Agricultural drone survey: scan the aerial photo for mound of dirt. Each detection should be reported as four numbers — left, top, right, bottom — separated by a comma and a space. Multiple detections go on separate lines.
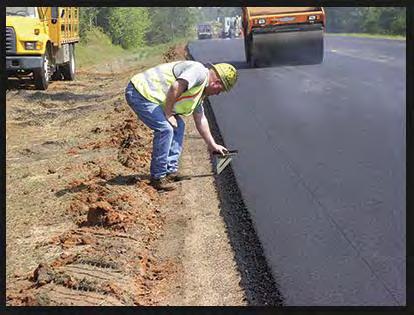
163, 43, 189, 62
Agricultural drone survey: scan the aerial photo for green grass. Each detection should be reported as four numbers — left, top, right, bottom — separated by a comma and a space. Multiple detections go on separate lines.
76, 28, 192, 69
327, 32, 405, 41
76, 28, 130, 68
129, 36, 192, 60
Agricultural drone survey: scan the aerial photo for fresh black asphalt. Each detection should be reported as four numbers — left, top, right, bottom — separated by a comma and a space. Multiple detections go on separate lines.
188, 35, 406, 306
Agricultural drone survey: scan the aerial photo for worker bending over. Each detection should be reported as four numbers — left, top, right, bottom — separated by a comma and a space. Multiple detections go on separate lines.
125, 60, 238, 191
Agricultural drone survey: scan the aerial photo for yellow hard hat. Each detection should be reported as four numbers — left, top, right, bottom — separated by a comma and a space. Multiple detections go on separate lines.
212, 63, 238, 92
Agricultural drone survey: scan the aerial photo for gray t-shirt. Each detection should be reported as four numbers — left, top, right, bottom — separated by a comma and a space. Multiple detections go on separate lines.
173, 61, 208, 114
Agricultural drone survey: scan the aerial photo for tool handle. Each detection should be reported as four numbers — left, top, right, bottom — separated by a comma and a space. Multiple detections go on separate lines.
213, 149, 238, 156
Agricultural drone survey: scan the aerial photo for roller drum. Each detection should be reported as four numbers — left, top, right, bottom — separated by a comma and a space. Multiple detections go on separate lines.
248, 28, 324, 67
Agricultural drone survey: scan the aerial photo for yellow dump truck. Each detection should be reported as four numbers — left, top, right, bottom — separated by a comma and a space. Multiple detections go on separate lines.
6, 7, 80, 90
242, 7, 326, 67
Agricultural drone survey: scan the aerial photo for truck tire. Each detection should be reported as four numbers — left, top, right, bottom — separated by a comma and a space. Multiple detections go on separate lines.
61, 44, 76, 81
33, 48, 52, 90
249, 55, 258, 68
246, 35, 259, 68
244, 34, 252, 65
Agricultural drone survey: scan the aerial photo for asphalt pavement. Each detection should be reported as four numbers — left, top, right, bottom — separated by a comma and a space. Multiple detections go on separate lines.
188, 35, 406, 306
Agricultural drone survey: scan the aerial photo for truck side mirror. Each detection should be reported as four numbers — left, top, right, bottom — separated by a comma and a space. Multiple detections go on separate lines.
51, 7, 58, 24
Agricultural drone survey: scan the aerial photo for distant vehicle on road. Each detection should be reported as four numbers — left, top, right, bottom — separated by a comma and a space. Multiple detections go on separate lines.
197, 24, 213, 40
233, 16, 242, 38
220, 16, 242, 39
221, 17, 233, 38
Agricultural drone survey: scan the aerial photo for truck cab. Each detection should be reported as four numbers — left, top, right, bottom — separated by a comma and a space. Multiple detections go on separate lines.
197, 24, 213, 40
6, 7, 79, 90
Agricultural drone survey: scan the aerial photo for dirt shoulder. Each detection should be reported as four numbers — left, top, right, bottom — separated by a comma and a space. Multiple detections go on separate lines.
6, 45, 246, 306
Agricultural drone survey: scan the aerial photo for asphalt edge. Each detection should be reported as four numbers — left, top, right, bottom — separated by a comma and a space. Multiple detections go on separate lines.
185, 43, 284, 306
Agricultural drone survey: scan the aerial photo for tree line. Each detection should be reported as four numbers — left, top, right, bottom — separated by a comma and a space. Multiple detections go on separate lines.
324, 7, 405, 35
79, 7, 406, 49
80, 7, 199, 49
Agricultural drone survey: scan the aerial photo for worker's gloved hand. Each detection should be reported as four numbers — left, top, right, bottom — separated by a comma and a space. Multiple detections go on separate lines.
166, 114, 178, 128
209, 144, 228, 156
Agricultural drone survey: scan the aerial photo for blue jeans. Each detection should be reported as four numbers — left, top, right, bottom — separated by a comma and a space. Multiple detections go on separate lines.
125, 82, 185, 179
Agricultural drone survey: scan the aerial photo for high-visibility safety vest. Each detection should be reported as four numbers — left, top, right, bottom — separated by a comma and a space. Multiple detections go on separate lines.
130, 61, 208, 116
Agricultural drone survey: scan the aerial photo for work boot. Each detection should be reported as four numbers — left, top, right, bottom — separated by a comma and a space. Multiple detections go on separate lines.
166, 172, 191, 182
150, 177, 176, 191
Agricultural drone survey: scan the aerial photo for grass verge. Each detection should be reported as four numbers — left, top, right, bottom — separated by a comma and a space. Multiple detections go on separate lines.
76, 28, 130, 68
327, 32, 405, 41
76, 28, 192, 69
